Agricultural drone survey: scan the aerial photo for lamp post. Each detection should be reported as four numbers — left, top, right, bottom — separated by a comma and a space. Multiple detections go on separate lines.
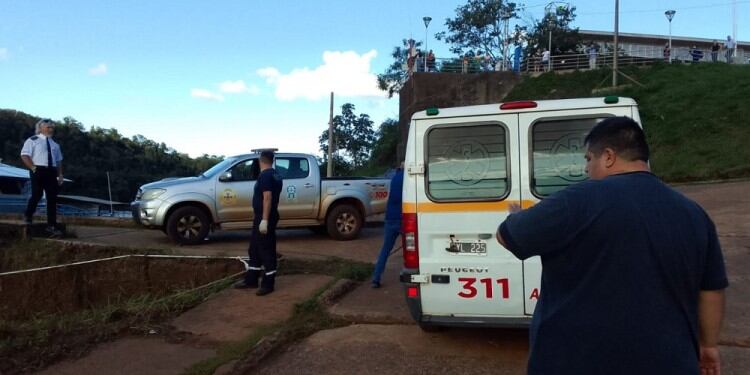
544, 2, 569, 72
423, 16, 432, 72
665, 10, 676, 63
545, 3, 554, 72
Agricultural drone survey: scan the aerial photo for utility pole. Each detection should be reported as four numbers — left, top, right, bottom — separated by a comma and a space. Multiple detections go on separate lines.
106, 171, 114, 216
326, 92, 334, 177
613, 0, 619, 88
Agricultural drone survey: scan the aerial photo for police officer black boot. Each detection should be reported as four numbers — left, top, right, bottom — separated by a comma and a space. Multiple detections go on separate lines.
256, 273, 275, 296
234, 268, 260, 289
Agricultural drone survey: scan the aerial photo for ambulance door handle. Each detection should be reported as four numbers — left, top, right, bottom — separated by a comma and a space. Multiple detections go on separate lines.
304, 183, 314, 188
478, 233, 492, 239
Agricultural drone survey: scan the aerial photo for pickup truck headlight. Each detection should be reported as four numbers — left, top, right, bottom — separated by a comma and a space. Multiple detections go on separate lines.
141, 188, 166, 201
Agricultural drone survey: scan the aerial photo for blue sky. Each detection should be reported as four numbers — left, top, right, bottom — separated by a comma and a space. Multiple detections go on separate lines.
1, 0, 747, 159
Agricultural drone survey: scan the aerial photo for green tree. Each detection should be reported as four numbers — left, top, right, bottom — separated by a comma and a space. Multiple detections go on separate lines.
319, 103, 375, 172
435, 0, 522, 63
376, 39, 422, 98
523, 5, 581, 59
0, 109, 225, 202
368, 119, 399, 169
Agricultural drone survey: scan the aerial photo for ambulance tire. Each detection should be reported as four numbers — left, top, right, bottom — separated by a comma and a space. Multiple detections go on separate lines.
418, 322, 444, 332
326, 204, 362, 241
166, 206, 210, 245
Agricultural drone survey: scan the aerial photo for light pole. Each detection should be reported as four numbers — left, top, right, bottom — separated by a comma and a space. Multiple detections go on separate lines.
545, 3, 555, 72
665, 10, 676, 63
423, 16, 432, 72
544, 2, 569, 72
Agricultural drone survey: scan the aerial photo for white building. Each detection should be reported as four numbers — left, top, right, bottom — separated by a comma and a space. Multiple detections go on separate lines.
580, 30, 749, 64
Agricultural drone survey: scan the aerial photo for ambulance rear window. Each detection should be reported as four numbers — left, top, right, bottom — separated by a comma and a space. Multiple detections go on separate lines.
531, 117, 606, 197
426, 123, 509, 201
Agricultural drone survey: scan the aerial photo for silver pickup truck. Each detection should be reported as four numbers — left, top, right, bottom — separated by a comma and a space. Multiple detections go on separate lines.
130, 151, 390, 244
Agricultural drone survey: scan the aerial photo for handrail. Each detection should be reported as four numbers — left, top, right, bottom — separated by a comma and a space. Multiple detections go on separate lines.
406, 46, 747, 75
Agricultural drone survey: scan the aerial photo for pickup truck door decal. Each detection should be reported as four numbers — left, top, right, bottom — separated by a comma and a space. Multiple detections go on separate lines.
220, 189, 238, 206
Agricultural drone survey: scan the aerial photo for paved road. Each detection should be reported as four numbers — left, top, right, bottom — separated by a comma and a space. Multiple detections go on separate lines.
69, 225, 385, 263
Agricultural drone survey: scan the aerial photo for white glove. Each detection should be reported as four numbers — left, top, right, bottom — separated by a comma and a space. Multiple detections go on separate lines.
259, 219, 268, 234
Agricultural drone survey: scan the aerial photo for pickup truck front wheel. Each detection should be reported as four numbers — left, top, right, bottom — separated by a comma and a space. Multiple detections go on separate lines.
326, 204, 362, 241
166, 206, 210, 245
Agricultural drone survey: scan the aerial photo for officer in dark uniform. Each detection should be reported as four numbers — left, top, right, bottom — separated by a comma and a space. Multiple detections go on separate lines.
20, 118, 64, 236
235, 150, 283, 296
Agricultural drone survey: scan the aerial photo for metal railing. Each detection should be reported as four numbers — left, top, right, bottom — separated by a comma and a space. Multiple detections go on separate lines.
406, 46, 747, 76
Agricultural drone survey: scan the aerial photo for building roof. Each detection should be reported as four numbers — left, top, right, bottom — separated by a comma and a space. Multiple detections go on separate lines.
580, 30, 750, 48
0, 162, 30, 179
58, 195, 127, 206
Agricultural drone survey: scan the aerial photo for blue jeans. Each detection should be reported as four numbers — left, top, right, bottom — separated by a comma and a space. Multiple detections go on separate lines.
372, 220, 401, 284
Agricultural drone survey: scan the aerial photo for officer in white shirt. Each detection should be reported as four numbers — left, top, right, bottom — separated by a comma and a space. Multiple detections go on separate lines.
20, 118, 64, 236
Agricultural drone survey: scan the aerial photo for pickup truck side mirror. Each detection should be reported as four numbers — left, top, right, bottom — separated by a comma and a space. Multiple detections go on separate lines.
218, 171, 232, 182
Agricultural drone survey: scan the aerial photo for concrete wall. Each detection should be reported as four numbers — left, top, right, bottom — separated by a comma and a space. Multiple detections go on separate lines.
398, 72, 521, 161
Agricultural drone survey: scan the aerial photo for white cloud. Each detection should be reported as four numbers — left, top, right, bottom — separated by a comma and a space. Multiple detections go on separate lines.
257, 50, 386, 101
0, 48, 8, 61
88, 63, 108, 76
191, 88, 224, 101
219, 80, 260, 95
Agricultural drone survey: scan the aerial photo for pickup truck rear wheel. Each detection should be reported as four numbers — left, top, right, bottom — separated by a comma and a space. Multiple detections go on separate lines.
166, 206, 210, 245
326, 204, 362, 241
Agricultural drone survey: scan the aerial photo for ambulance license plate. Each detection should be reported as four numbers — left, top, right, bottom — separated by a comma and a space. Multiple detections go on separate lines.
457, 241, 487, 255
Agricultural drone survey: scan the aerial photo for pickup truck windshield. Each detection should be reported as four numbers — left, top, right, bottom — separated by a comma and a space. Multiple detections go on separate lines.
201, 157, 237, 178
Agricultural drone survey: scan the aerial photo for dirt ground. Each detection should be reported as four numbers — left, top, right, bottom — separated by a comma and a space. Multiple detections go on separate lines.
35, 180, 750, 374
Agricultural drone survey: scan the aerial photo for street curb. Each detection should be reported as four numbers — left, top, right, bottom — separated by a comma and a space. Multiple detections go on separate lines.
317, 278, 358, 306
226, 278, 359, 375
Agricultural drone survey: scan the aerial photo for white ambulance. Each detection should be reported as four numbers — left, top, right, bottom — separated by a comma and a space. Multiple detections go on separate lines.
399, 97, 642, 330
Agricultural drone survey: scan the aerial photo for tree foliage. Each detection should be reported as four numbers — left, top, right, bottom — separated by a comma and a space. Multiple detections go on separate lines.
368, 119, 399, 169
435, 0, 522, 62
318, 103, 375, 173
523, 5, 581, 58
0, 110, 223, 202
376, 39, 422, 98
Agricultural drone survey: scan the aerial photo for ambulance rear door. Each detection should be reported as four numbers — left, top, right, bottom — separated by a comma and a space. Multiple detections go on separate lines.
414, 113, 525, 318
517, 105, 633, 315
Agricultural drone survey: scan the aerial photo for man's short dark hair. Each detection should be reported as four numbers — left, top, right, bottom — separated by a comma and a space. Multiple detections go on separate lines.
584, 117, 650, 162
260, 150, 275, 165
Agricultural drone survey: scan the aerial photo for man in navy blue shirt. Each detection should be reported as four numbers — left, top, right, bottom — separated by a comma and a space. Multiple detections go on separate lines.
371, 162, 404, 288
235, 150, 283, 296
496, 117, 728, 374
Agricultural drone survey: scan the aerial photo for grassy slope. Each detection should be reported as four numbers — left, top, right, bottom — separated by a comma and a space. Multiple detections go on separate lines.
504, 63, 750, 182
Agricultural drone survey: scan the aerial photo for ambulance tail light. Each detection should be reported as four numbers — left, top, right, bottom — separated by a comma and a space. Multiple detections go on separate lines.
500, 101, 537, 110
407, 286, 419, 298
402, 213, 419, 269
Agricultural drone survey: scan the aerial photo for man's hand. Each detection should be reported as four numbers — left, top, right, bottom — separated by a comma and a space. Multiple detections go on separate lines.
57, 176, 64, 186
259, 219, 268, 234
508, 202, 522, 214
699, 346, 721, 375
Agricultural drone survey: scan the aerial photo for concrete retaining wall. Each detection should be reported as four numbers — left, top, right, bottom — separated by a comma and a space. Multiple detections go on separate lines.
0, 256, 244, 320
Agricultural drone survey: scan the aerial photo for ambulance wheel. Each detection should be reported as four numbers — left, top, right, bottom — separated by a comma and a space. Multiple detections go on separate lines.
326, 204, 362, 241
418, 323, 444, 332
166, 206, 210, 245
